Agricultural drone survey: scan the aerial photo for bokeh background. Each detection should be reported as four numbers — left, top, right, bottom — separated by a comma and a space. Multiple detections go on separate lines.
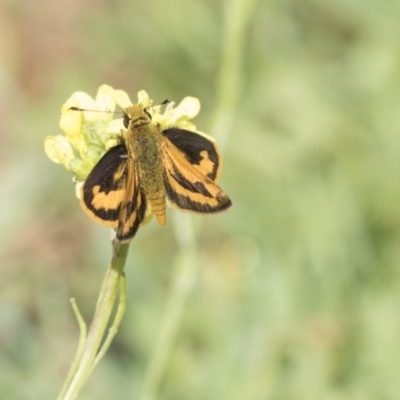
2, 0, 400, 399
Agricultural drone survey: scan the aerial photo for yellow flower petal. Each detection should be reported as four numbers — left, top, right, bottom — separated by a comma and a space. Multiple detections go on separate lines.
59, 108, 83, 139
96, 84, 115, 102
75, 181, 84, 199
61, 92, 96, 118
105, 118, 124, 135
137, 90, 152, 107
69, 158, 94, 180
104, 138, 120, 150
152, 96, 201, 131
60, 92, 99, 144
172, 96, 200, 121
44, 135, 75, 169
95, 85, 117, 121
114, 90, 133, 109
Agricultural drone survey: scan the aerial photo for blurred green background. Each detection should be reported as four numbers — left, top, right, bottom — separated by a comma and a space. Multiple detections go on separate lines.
2, 0, 400, 399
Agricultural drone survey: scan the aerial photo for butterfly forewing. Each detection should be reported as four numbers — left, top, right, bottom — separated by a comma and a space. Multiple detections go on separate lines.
161, 130, 232, 213
80, 144, 147, 241
163, 128, 221, 181
80, 145, 128, 226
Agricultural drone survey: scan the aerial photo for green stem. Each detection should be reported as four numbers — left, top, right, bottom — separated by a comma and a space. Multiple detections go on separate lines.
58, 240, 130, 400
57, 300, 87, 400
91, 272, 127, 371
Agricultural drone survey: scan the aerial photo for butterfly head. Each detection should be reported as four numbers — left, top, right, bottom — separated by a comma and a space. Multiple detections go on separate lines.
123, 104, 152, 129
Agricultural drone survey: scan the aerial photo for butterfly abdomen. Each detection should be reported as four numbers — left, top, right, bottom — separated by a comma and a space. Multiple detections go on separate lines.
132, 124, 167, 225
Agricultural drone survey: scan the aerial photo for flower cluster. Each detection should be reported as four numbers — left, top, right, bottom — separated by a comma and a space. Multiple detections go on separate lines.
44, 85, 201, 184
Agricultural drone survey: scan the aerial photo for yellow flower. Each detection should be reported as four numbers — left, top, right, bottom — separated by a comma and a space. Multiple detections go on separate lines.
45, 85, 205, 231
44, 85, 202, 182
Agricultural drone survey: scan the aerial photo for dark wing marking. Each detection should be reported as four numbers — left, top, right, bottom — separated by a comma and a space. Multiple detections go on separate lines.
163, 128, 221, 181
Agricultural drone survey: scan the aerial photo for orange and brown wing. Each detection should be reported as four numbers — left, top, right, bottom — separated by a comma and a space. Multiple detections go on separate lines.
116, 148, 148, 242
161, 128, 232, 213
80, 144, 147, 242
163, 128, 222, 182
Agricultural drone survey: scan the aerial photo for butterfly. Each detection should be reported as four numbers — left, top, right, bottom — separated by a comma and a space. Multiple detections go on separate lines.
74, 103, 232, 242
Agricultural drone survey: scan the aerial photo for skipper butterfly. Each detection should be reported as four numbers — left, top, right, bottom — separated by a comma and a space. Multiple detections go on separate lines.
72, 103, 232, 242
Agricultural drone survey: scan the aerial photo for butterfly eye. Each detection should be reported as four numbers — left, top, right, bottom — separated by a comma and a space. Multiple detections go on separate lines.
123, 114, 130, 128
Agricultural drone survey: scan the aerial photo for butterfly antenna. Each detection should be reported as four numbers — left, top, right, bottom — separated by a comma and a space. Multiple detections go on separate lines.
143, 99, 170, 113
70, 100, 170, 114
69, 106, 124, 115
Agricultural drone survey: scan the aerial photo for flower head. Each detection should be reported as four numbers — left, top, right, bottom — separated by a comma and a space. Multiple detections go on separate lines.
44, 85, 202, 183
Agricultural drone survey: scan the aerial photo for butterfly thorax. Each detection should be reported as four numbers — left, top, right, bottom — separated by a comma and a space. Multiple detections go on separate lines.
126, 106, 166, 225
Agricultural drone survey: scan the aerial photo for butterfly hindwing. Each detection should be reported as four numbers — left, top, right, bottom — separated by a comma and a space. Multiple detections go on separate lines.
116, 153, 147, 241
80, 144, 147, 241
161, 130, 232, 213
